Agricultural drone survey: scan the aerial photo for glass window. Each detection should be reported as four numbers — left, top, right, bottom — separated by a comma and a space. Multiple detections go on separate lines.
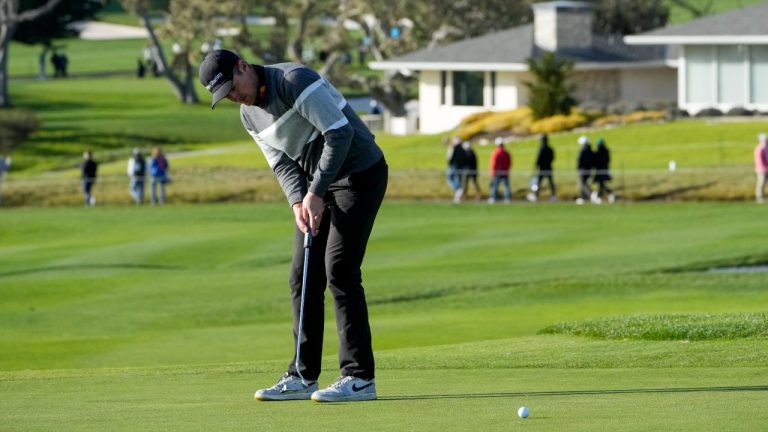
490, 72, 497, 106
718, 45, 746, 104
751, 46, 768, 103
452, 71, 484, 106
686, 46, 714, 104
440, 71, 447, 105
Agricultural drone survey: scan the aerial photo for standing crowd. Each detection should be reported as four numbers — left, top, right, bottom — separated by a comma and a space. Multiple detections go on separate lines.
127, 146, 171, 205
446, 133, 615, 205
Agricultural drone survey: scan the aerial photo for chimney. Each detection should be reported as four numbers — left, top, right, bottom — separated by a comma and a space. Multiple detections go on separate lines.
533, 1, 593, 52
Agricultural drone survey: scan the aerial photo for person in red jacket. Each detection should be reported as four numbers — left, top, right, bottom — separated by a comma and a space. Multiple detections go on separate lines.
489, 137, 512, 203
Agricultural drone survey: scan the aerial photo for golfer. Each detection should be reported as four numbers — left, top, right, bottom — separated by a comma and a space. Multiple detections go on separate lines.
199, 50, 387, 402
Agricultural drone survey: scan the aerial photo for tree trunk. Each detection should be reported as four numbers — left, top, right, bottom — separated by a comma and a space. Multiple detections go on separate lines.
288, 2, 316, 63
138, 11, 196, 104
0, 21, 14, 108
182, 54, 198, 104
0, 0, 63, 107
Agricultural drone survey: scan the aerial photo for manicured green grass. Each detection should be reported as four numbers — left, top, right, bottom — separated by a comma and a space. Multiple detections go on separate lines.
1, 202, 767, 430
542, 312, 768, 340
665, 0, 766, 24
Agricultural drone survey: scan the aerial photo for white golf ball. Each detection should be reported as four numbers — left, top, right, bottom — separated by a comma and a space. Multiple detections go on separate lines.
518, 406, 529, 418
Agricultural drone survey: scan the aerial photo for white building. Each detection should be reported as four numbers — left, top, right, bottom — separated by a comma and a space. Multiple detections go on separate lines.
369, 1, 676, 134
625, 1, 768, 115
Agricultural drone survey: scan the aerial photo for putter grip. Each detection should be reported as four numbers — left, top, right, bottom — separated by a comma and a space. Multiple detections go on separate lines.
304, 231, 313, 248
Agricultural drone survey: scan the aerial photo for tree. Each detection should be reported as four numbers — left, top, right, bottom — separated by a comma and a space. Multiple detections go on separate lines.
325, 0, 534, 116
592, 0, 669, 35
122, 0, 241, 104
233, 0, 337, 65
0, 0, 63, 107
524, 51, 576, 120
13, 0, 103, 79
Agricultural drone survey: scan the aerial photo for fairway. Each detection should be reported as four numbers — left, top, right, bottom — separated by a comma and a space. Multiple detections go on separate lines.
1, 202, 767, 431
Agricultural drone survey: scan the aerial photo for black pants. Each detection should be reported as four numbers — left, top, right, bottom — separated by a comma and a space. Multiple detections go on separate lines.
596, 178, 613, 196
535, 172, 556, 196
578, 173, 592, 199
287, 157, 388, 381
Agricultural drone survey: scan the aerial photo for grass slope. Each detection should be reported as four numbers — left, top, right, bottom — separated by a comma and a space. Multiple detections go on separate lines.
1, 202, 767, 430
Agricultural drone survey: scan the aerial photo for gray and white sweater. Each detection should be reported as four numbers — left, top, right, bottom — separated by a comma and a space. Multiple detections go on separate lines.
240, 63, 383, 205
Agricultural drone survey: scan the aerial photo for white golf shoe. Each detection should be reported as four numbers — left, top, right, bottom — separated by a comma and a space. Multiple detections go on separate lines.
311, 376, 377, 402
254, 373, 317, 401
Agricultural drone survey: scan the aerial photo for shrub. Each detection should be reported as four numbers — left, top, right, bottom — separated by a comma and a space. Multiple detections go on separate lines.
607, 101, 646, 115
0, 109, 40, 153
530, 109, 588, 134
623, 110, 667, 124
725, 107, 754, 116
591, 114, 623, 128
458, 111, 494, 127
454, 107, 533, 140
694, 108, 723, 117
525, 52, 577, 119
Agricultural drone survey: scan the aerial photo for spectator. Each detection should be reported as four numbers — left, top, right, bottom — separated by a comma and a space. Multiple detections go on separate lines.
461, 141, 481, 200
593, 137, 615, 204
137, 59, 146, 78
149, 146, 170, 205
51, 51, 62, 77
755, 132, 768, 203
576, 135, 594, 205
528, 133, 556, 202
59, 52, 68, 77
488, 137, 512, 204
81, 150, 98, 206
369, 99, 381, 115
447, 136, 466, 204
0, 153, 11, 205
126, 148, 147, 204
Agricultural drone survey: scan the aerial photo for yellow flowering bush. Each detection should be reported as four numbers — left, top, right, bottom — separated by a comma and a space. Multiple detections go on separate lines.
529, 109, 588, 134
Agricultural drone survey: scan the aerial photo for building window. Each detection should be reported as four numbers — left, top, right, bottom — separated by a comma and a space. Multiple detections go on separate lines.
717, 45, 746, 104
490, 72, 497, 106
751, 46, 768, 103
452, 71, 484, 106
686, 46, 714, 104
440, 71, 447, 105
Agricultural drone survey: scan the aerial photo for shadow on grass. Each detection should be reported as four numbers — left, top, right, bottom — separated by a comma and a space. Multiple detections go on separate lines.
0, 263, 184, 278
378, 385, 768, 401
640, 181, 719, 200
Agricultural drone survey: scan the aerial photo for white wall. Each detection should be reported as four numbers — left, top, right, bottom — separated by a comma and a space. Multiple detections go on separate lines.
620, 68, 677, 104
418, 70, 526, 134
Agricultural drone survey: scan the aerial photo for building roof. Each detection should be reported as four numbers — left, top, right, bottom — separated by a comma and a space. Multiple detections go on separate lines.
625, 1, 768, 45
370, 24, 671, 72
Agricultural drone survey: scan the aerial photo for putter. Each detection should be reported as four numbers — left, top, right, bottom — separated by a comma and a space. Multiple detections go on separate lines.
295, 230, 312, 386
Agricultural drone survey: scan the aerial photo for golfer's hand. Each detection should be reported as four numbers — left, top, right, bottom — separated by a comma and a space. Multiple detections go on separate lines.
303, 192, 324, 236
292, 192, 324, 236
292, 202, 309, 234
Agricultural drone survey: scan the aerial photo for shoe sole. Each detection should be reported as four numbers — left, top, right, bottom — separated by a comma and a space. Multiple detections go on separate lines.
311, 393, 377, 403
254, 393, 314, 401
